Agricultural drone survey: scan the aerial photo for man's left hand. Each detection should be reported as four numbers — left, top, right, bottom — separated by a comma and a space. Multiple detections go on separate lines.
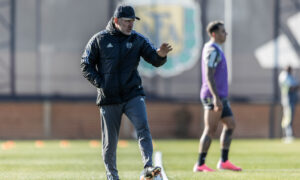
157, 43, 173, 57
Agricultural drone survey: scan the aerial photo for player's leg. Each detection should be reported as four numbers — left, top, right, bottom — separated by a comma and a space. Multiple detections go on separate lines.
100, 105, 123, 180
217, 99, 241, 171
289, 103, 295, 138
282, 105, 292, 137
194, 98, 221, 172
220, 116, 235, 160
124, 96, 161, 179
282, 103, 295, 143
124, 96, 154, 168
199, 109, 221, 153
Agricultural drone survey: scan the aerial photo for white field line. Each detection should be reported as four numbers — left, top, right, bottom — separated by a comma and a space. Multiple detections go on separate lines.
243, 169, 300, 172
154, 151, 168, 180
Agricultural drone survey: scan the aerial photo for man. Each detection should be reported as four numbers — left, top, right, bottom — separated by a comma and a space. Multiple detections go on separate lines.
194, 21, 242, 172
279, 65, 299, 143
81, 5, 172, 180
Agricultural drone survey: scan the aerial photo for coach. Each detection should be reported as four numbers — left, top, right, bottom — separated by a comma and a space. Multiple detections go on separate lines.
80, 4, 172, 180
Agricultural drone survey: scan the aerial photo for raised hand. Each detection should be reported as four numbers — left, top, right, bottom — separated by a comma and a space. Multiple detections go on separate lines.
157, 43, 173, 57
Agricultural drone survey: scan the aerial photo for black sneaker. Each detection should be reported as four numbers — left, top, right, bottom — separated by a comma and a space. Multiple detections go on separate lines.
143, 166, 161, 179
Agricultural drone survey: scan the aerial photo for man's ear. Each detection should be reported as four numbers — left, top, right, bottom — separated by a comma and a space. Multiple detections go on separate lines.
114, 18, 118, 25
211, 32, 216, 38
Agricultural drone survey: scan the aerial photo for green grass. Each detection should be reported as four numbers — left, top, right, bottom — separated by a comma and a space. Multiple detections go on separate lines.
0, 139, 299, 179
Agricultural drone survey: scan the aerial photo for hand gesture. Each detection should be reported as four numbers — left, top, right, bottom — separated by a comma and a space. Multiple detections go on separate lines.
157, 43, 173, 57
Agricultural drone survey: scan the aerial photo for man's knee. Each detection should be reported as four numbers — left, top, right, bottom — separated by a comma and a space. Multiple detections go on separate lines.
204, 126, 217, 137
136, 126, 151, 138
228, 120, 236, 130
223, 117, 236, 129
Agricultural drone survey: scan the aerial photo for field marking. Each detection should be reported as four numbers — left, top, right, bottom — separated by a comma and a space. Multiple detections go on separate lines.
154, 151, 168, 180
243, 169, 300, 172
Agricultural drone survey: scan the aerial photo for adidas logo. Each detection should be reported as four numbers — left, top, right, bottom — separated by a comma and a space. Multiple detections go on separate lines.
107, 43, 113, 48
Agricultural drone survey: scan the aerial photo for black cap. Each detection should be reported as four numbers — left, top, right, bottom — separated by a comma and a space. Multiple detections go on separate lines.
113, 5, 140, 20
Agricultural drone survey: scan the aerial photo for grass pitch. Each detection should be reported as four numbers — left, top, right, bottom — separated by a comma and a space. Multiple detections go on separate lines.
0, 139, 299, 180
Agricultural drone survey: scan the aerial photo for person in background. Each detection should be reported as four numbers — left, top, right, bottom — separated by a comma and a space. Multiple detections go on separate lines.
194, 21, 242, 172
279, 65, 299, 143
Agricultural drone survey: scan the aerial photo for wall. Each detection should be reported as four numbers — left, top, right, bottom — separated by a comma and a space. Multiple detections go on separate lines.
0, 101, 299, 139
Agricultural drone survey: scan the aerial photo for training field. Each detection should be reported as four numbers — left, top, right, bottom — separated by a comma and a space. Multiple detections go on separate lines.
0, 139, 299, 180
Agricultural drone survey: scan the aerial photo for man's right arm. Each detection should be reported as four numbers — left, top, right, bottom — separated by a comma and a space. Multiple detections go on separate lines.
139, 35, 167, 67
205, 49, 222, 111
206, 66, 222, 111
206, 66, 218, 99
80, 36, 102, 88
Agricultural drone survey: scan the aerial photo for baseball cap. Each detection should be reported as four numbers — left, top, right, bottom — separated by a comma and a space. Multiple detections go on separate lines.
113, 5, 140, 20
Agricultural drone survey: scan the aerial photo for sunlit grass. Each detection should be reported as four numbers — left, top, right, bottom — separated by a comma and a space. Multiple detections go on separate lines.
0, 139, 299, 180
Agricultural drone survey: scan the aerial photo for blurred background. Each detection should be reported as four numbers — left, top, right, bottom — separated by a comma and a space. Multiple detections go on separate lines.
0, 0, 299, 139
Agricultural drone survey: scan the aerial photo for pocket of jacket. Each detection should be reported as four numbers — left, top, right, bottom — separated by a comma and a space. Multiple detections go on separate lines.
101, 73, 120, 97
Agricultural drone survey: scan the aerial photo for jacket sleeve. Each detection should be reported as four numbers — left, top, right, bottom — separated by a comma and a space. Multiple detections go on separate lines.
80, 35, 102, 88
140, 36, 167, 67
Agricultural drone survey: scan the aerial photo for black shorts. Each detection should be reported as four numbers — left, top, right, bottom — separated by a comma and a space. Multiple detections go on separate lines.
201, 98, 233, 118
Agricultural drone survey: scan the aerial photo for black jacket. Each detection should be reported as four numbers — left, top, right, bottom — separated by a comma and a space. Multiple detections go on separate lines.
81, 18, 167, 105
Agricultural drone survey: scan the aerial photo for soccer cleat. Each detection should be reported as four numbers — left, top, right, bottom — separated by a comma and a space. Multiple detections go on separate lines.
140, 166, 161, 180
193, 163, 215, 172
217, 160, 242, 171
